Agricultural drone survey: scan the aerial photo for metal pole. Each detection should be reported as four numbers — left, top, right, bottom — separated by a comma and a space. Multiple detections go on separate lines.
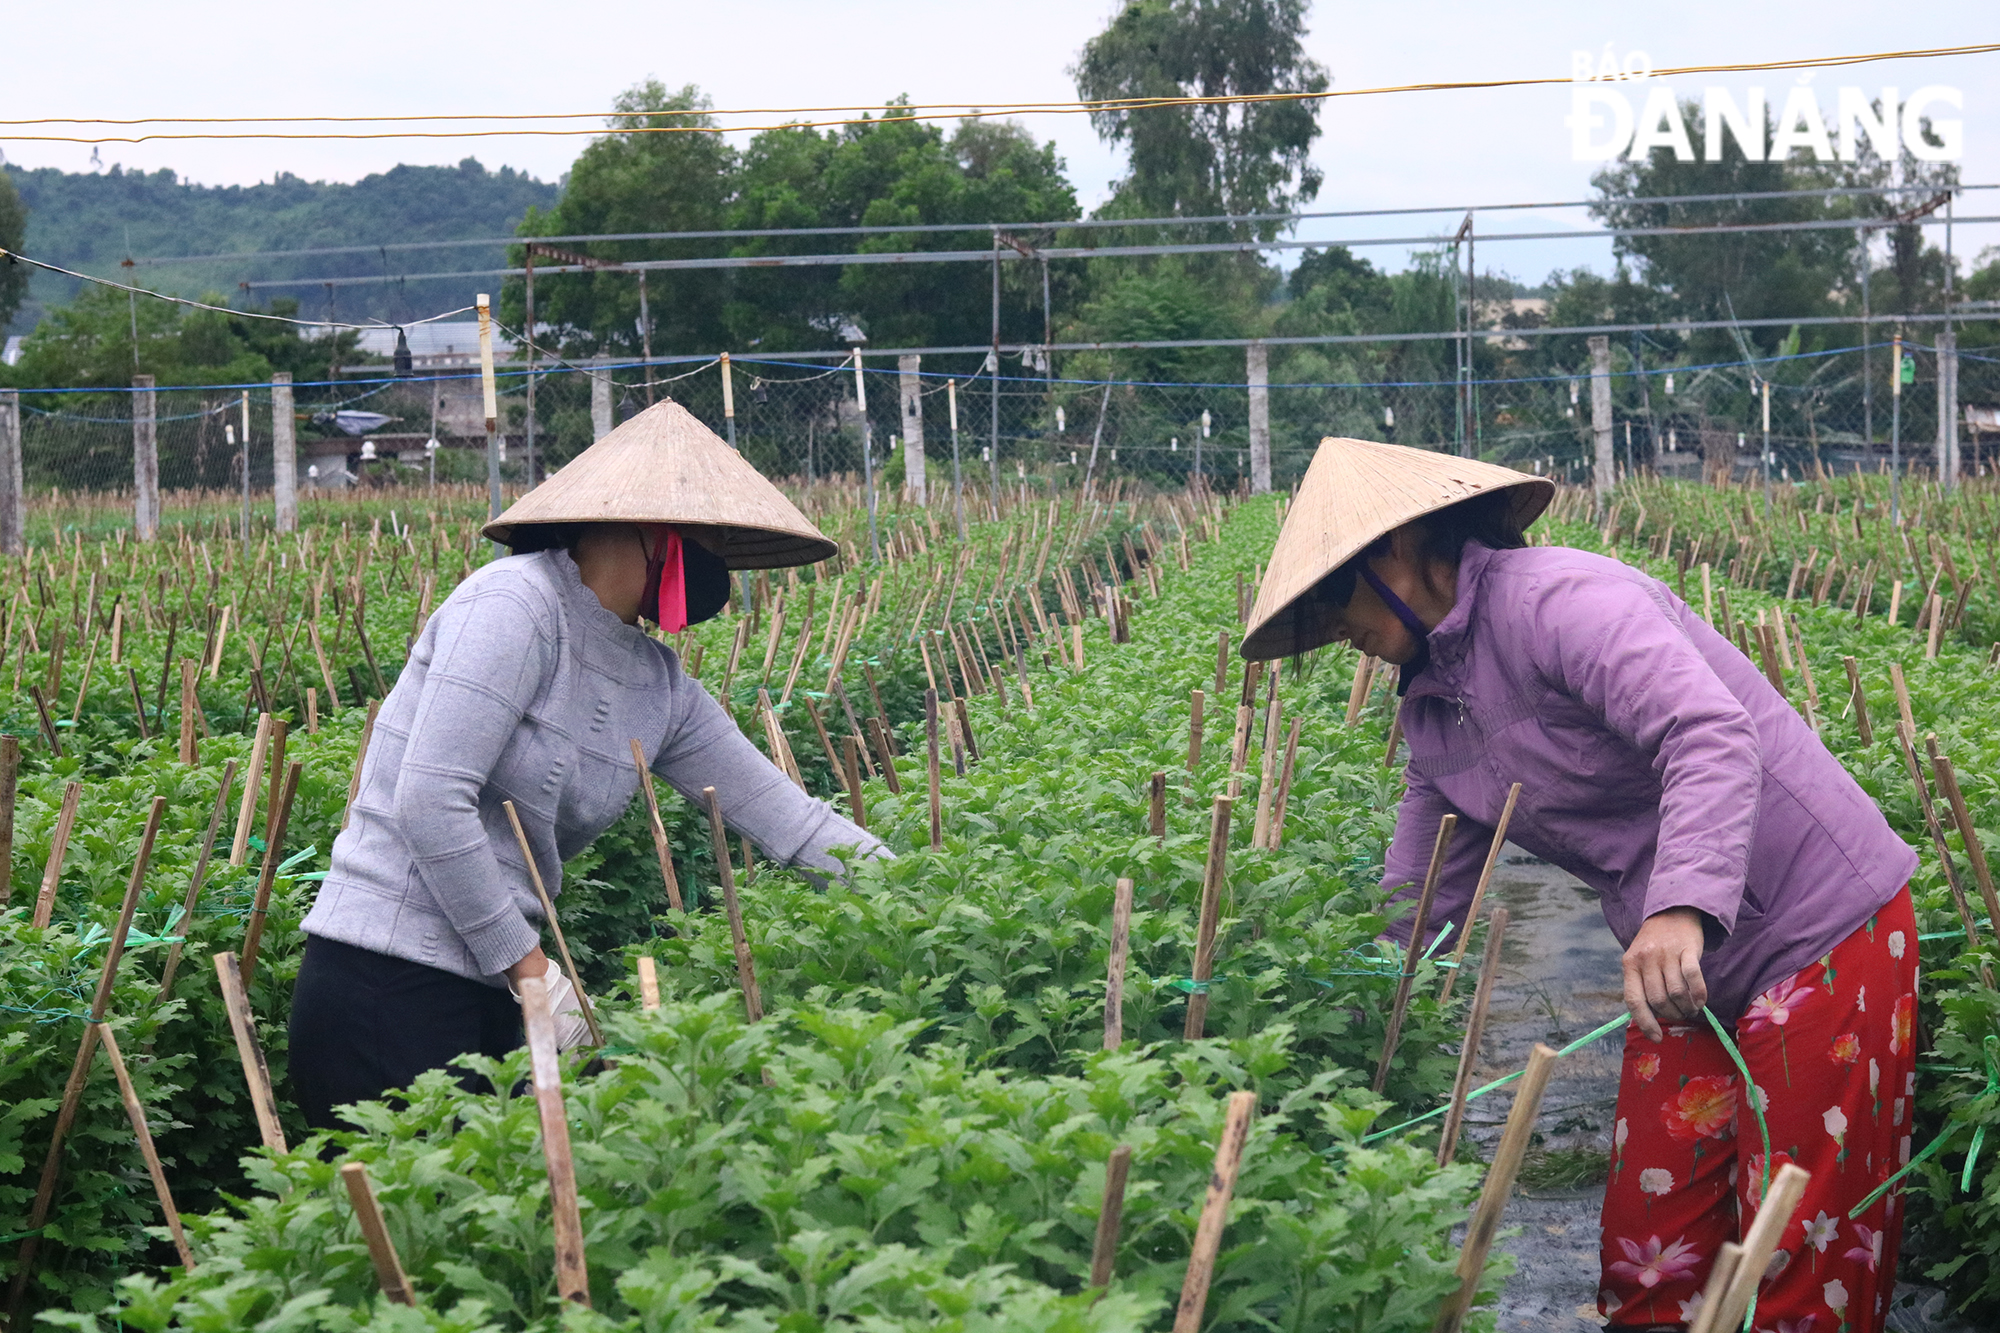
240, 390, 251, 550
721, 351, 737, 450
132, 373, 158, 542
0, 389, 21, 557
1760, 377, 1771, 520
1943, 192, 1957, 488
948, 378, 965, 539
854, 349, 881, 560
989, 230, 1001, 511
1588, 335, 1613, 511
1082, 381, 1112, 494
524, 251, 537, 487
272, 372, 297, 533
1860, 227, 1874, 458
478, 293, 501, 522
1890, 333, 1903, 524
1467, 214, 1479, 458
637, 272, 656, 404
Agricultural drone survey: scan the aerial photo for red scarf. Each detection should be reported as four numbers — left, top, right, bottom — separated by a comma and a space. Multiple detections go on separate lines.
646, 526, 688, 633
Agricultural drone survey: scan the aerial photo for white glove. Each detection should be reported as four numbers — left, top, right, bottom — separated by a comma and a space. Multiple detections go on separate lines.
512, 968, 596, 1052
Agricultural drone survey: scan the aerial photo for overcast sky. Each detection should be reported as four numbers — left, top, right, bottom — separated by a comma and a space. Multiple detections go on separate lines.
3, 0, 1995, 283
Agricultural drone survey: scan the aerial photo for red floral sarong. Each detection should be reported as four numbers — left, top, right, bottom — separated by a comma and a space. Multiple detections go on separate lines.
1599, 886, 1918, 1332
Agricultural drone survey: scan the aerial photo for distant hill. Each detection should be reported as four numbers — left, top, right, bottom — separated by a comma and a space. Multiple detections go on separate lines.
4, 157, 560, 334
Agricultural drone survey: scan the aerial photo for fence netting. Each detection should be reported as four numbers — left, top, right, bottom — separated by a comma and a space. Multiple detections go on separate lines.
9, 332, 2000, 518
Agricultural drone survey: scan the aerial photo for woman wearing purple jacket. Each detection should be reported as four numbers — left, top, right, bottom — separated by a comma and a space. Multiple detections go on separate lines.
1243, 438, 1917, 1333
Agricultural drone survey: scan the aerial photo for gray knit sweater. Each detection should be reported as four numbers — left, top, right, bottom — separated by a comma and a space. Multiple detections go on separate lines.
302, 549, 882, 982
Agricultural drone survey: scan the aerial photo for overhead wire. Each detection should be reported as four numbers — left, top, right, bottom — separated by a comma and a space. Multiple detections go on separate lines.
2, 41, 1995, 144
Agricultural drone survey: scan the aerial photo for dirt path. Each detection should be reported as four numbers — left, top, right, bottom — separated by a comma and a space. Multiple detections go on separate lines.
1460, 850, 1971, 1333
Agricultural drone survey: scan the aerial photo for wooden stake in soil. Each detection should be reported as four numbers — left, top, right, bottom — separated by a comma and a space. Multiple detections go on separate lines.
6, 797, 166, 1327
925, 688, 943, 851
1843, 656, 1874, 746
230, 712, 272, 866
0, 735, 15, 909
211, 950, 287, 1152
1930, 743, 2000, 930
1686, 1164, 1811, 1333
840, 735, 868, 830
501, 799, 603, 1049
1684, 1243, 1745, 1333
95, 1021, 195, 1271
177, 658, 200, 764
518, 973, 592, 1308
340, 699, 380, 831
30, 780, 82, 930
1889, 662, 1917, 742
1373, 813, 1457, 1093
1432, 1044, 1561, 1333
702, 786, 764, 1023
1442, 784, 1521, 1002
1436, 908, 1508, 1168
636, 955, 661, 1011
156, 761, 237, 1003
1185, 688, 1205, 772
238, 762, 302, 988
1171, 1090, 1256, 1333
1149, 771, 1167, 841
627, 738, 685, 912
338, 1162, 415, 1306
1104, 877, 1134, 1051
1182, 795, 1234, 1040
1089, 1143, 1133, 1290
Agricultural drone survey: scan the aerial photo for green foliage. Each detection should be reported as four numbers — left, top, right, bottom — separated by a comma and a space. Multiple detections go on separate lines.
0, 168, 27, 331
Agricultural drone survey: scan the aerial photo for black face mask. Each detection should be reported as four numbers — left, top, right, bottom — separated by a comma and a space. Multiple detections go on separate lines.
1356, 564, 1433, 688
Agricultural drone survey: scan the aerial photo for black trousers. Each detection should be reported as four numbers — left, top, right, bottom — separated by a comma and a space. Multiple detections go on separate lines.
289, 935, 523, 1132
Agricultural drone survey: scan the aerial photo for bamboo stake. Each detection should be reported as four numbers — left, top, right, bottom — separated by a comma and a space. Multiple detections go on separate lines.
1149, 771, 1167, 841
28, 682, 61, 757
1442, 784, 1521, 1002
338, 1163, 415, 1306
1931, 743, 2000, 930
1374, 813, 1457, 1093
1843, 656, 1873, 746
1104, 877, 1134, 1051
702, 787, 763, 1022
636, 955, 661, 1011
6, 797, 165, 1327
1431, 1043, 1561, 1333
340, 699, 380, 831
210, 951, 287, 1153
306, 686, 319, 734
1889, 661, 1916, 741
1683, 1243, 1745, 1333
801, 695, 845, 780
238, 761, 301, 987
865, 716, 901, 793
1251, 697, 1283, 847
0, 735, 14, 909
1089, 1143, 1133, 1290
840, 735, 868, 830
230, 713, 272, 866
177, 658, 200, 764
1170, 1090, 1256, 1333
627, 739, 685, 913
309, 622, 341, 710
1213, 628, 1230, 695
1183, 796, 1234, 1040
156, 761, 237, 1003
501, 800, 602, 1048
1689, 1164, 1812, 1333
519, 973, 592, 1307
30, 780, 82, 930
126, 665, 151, 740
1344, 654, 1375, 727
1893, 728, 1984, 950
926, 688, 943, 851
95, 1021, 195, 1271
1185, 688, 1205, 772
1437, 908, 1508, 1168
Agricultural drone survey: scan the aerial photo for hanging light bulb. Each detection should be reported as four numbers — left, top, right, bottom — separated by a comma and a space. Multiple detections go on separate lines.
1170, 437, 1178, 452
1201, 410, 1211, 439
1110, 448, 1117, 462
1668, 429, 1678, 453
1070, 450, 1078, 465
1056, 406, 1066, 432
1664, 373, 1676, 396
360, 440, 378, 461
982, 447, 991, 461
1384, 405, 1395, 428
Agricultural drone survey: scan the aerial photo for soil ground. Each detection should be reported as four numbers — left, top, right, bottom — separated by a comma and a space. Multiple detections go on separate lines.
1458, 850, 1974, 1332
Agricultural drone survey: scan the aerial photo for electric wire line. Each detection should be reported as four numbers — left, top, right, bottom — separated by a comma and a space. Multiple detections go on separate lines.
2, 41, 1994, 144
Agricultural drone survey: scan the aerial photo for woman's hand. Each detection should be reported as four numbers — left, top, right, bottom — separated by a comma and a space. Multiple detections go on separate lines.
1621, 907, 1708, 1043
506, 946, 551, 985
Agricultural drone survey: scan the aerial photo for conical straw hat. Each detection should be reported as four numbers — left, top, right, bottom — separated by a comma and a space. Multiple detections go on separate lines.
1241, 437, 1554, 661
482, 398, 836, 568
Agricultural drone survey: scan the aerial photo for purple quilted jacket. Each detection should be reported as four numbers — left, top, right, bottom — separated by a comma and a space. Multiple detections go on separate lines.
1379, 541, 1916, 1022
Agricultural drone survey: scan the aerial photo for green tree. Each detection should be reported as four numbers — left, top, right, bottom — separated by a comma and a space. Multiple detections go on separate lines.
1072, 0, 1328, 234
7, 283, 348, 389
0, 167, 25, 330
504, 82, 736, 359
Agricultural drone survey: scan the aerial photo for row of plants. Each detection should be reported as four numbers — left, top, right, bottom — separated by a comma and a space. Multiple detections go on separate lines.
3, 485, 1500, 1331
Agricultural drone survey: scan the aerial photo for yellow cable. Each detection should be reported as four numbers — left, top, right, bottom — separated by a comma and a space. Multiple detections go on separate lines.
0, 41, 1993, 143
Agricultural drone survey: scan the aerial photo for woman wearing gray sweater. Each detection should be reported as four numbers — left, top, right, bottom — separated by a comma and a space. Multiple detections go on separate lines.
291, 403, 881, 1130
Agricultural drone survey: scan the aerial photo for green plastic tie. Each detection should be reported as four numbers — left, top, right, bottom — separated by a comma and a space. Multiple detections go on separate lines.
1850, 1034, 2000, 1219
1359, 1012, 1628, 1144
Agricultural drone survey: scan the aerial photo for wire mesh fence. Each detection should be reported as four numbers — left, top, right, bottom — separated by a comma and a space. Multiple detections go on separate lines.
7, 330, 1999, 529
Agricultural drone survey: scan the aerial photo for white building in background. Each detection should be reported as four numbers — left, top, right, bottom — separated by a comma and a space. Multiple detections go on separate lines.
1, 335, 23, 366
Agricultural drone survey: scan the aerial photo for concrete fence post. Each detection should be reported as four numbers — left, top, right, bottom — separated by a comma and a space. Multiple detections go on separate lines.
1937, 328, 1959, 487
898, 354, 926, 505
1588, 336, 1614, 507
0, 389, 22, 557
272, 372, 297, 532
591, 369, 613, 441
133, 374, 159, 541
1246, 341, 1271, 494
